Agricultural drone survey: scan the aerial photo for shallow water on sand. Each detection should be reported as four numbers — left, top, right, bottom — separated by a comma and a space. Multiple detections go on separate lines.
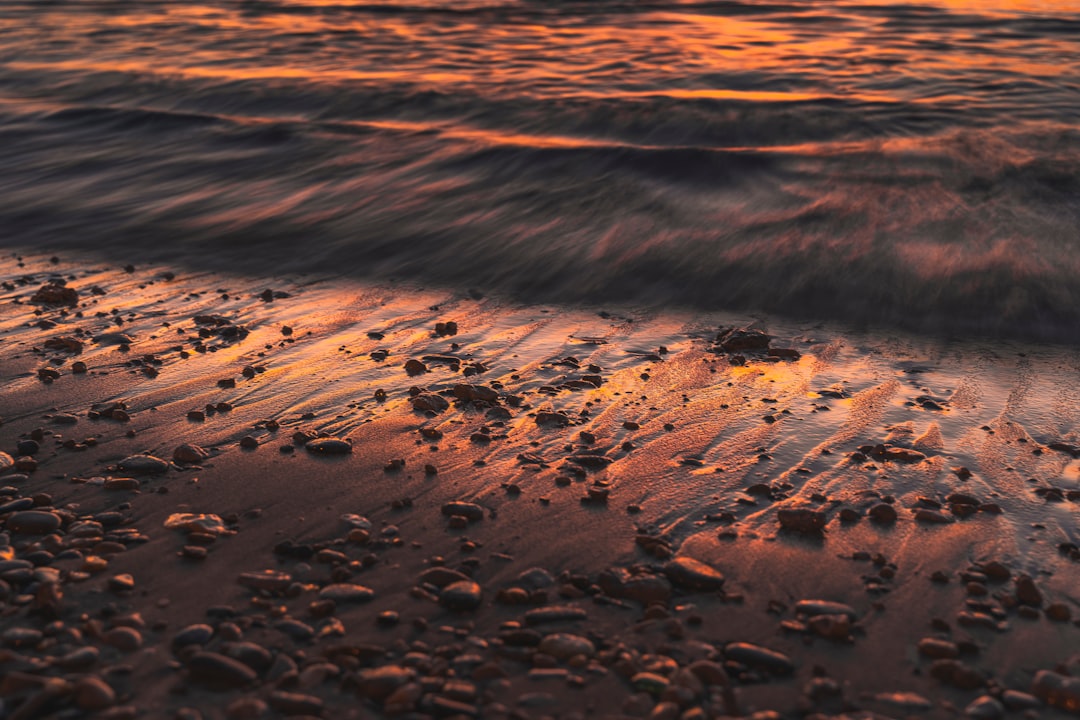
1, 0, 1079, 338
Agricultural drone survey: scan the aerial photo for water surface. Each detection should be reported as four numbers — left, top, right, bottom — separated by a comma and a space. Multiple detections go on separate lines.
2, 0, 1079, 337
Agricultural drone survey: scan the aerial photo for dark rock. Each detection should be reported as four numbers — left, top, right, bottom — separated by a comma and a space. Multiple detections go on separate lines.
440, 581, 482, 611
188, 652, 258, 689
778, 508, 827, 534
305, 438, 352, 455
6, 510, 61, 535
664, 556, 725, 591
724, 642, 794, 675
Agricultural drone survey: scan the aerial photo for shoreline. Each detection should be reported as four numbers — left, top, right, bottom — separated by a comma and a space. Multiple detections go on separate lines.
1, 250, 1079, 719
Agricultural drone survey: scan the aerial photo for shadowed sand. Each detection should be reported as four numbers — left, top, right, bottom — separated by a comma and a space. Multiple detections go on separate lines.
1, 251, 1079, 719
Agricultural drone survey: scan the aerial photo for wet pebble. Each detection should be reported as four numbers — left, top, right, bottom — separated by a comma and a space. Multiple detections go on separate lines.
173, 444, 210, 464
304, 438, 352, 455
663, 556, 725, 590
724, 642, 794, 675
440, 580, 482, 611
118, 455, 170, 475
777, 508, 826, 534
319, 583, 375, 603
965, 695, 1005, 719
172, 624, 214, 651
537, 633, 595, 660
188, 651, 258, 689
6, 510, 61, 535
74, 676, 116, 711
238, 570, 292, 592
1032, 670, 1080, 712
441, 501, 484, 522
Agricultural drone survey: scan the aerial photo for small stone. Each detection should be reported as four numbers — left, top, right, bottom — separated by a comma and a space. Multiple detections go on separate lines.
32, 282, 79, 305
268, 691, 323, 716
663, 556, 725, 590
188, 652, 258, 689
930, 659, 984, 690
440, 581, 482, 611
1015, 575, 1043, 607
239, 436, 258, 449
356, 665, 415, 701
777, 508, 827, 534
868, 503, 897, 524
918, 637, 959, 659
404, 359, 427, 375
411, 394, 449, 413
1046, 602, 1071, 622
304, 438, 352, 455
1032, 670, 1080, 713
724, 642, 794, 675
441, 501, 484, 522
108, 574, 135, 593
74, 676, 116, 711
6, 510, 61, 535
238, 570, 292, 592
103, 627, 142, 652
524, 606, 588, 625
172, 624, 215, 651
319, 584, 375, 603
173, 444, 210, 464
537, 633, 595, 660
794, 600, 857, 619
965, 695, 1005, 719
118, 455, 170, 475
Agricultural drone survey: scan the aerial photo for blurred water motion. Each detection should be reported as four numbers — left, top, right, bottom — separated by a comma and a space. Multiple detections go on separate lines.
1, 0, 1078, 337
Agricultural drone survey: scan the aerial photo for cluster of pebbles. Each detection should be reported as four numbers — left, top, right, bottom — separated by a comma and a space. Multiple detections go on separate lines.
1, 260, 1079, 719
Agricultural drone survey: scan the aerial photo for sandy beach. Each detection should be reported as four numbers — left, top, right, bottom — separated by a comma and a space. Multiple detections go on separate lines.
0, 250, 1078, 719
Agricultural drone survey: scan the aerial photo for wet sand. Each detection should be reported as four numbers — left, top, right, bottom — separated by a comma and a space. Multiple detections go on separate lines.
1, 250, 1079, 719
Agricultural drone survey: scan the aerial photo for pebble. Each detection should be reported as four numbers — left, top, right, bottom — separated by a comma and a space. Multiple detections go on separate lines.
304, 438, 353, 455
109, 573, 135, 592
319, 583, 375, 603
188, 651, 258, 688
441, 501, 485, 522
3, 627, 43, 647
103, 627, 143, 652
238, 570, 292, 592
1032, 670, 1080, 712
663, 556, 726, 590
965, 695, 1005, 719
0, 451, 13, 474
918, 637, 959, 659
873, 692, 933, 712
598, 568, 672, 605
440, 580, 483, 611
411, 394, 449, 413
6, 510, 61, 535
268, 691, 324, 716
794, 600, 857, 619
930, 659, 984, 689
868, 503, 898, 524
777, 508, 827, 534
355, 665, 416, 701
724, 642, 794, 675
537, 633, 595, 660
525, 606, 588, 625
118, 455, 170, 475
222, 642, 273, 671
1015, 575, 1043, 607
74, 676, 116, 711
172, 624, 215, 650
173, 444, 210, 464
